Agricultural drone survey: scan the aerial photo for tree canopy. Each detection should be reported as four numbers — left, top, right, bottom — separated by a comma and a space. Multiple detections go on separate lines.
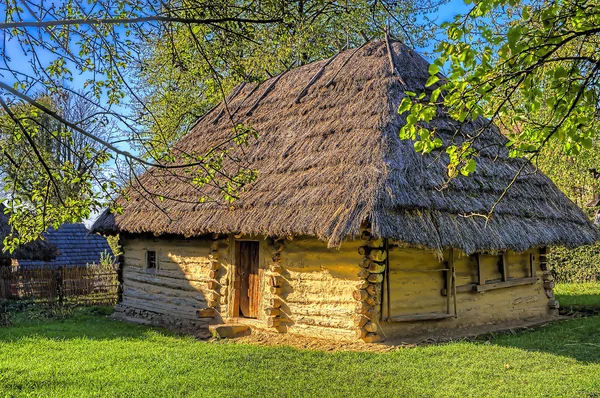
0, 0, 445, 248
399, 0, 600, 190
136, 0, 445, 155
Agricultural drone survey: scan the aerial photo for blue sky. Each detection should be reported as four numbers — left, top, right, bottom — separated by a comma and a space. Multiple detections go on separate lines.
417, 0, 472, 57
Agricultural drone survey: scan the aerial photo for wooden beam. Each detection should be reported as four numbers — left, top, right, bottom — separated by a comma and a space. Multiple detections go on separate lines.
385, 32, 399, 76
393, 268, 449, 273
475, 277, 540, 293
295, 50, 342, 103
441, 283, 476, 296
389, 313, 454, 322
501, 252, 509, 282
476, 253, 484, 285
245, 70, 288, 116
324, 41, 369, 88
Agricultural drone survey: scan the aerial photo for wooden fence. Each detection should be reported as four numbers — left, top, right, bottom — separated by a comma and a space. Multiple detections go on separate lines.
0, 262, 120, 306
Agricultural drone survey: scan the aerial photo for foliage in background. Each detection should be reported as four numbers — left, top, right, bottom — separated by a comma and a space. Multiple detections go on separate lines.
0, 0, 446, 248
549, 244, 600, 283
536, 141, 600, 209
0, 90, 116, 252
98, 250, 117, 267
392, 0, 600, 280
537, 140, 600, 282
106, 235, 122, 257
137, 0, 446, 155
398, 0, 600, 180
0, 1, 289, 248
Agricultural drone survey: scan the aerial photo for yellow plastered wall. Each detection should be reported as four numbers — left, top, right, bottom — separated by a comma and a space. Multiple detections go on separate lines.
380, 245, 549, 339
120, 235, 551, 341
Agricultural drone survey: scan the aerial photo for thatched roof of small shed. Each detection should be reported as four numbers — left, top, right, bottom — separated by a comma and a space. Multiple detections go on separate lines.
0, 205, 59, 261
92, 40, 599, 254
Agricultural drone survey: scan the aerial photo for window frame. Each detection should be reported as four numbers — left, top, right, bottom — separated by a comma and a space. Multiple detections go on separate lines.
146, 249, 157, 270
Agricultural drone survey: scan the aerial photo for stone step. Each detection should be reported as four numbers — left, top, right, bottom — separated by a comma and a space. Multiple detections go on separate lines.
209, 324, 251, 338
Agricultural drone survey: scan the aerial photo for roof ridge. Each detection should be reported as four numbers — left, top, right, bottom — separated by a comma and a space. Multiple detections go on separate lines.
92, 40, 599, 253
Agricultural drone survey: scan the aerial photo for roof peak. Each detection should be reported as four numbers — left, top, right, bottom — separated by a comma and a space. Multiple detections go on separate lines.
92, 42, 598, 254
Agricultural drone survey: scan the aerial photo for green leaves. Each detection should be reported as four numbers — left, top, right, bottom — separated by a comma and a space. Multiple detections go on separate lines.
506, 26, 523, 50
428, 63, 441, 75
425, 75, 440, 87
0, 92, 115, 252
398, 0, 600, 182
398, 97, 412, 114
462, 158, 477, 176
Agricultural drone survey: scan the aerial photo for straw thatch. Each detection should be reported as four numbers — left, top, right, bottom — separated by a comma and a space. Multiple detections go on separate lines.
92, 40, 599, 254
0, 205, 59, 261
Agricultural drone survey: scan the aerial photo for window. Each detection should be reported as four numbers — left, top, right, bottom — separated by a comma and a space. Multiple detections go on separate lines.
146, 250, 157, 269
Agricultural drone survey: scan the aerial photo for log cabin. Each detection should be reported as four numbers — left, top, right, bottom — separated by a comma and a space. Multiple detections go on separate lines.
92, 40, 599, 342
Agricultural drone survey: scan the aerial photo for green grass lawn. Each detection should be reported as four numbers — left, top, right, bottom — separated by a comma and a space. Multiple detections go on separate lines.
555, 282, 600, 308
1, 285, 600, 397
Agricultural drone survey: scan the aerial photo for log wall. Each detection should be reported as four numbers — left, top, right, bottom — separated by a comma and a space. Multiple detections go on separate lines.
270, 237, 362, 340
118, 234, 555, 341
118, 235, 229, 327
119, 234, 362, 339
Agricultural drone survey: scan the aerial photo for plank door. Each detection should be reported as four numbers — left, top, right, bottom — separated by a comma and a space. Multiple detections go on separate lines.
235, 241, 260, 318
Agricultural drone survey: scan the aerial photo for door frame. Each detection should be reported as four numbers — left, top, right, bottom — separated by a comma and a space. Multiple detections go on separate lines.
229, 237, 262, 319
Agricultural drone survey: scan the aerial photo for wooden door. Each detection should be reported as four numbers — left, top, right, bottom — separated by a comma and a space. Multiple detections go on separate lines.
235, 241, 260, 318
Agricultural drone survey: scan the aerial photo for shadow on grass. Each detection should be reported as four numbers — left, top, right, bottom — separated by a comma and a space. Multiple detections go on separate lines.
483, 315, 600, 363
556, 294, 600, 311
3, 304, 600, 365
0, 306, 169, 342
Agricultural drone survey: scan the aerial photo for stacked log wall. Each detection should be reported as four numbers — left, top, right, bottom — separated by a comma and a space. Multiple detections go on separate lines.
119, 234, 554, 341
119, 235, 228, 326
275, 237, 362, 340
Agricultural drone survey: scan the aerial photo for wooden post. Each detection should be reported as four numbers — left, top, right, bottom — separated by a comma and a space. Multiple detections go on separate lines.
57, 266, 64, 306
529, 253, 535, 278
117, 254, 124, 303
476, 253, 484, 286
501, 252, 509, 282
451, 249, 457, 317
445, 260, 451, 314
385, 239, 390, 322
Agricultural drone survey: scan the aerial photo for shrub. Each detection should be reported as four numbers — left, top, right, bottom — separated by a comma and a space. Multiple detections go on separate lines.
548, 243, 600, 283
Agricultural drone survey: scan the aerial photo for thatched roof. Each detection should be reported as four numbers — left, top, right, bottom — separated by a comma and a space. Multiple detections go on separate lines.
0, 205, 59, 261
92, 40, 599, 254
18, 223, 113, 268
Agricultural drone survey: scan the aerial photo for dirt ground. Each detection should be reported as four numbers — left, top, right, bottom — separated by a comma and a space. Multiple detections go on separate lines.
116, 311, 571, 353
207, 315, 570, 353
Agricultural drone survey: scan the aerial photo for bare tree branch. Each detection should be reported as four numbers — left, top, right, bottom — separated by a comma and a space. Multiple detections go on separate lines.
0, 16, 283, 29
